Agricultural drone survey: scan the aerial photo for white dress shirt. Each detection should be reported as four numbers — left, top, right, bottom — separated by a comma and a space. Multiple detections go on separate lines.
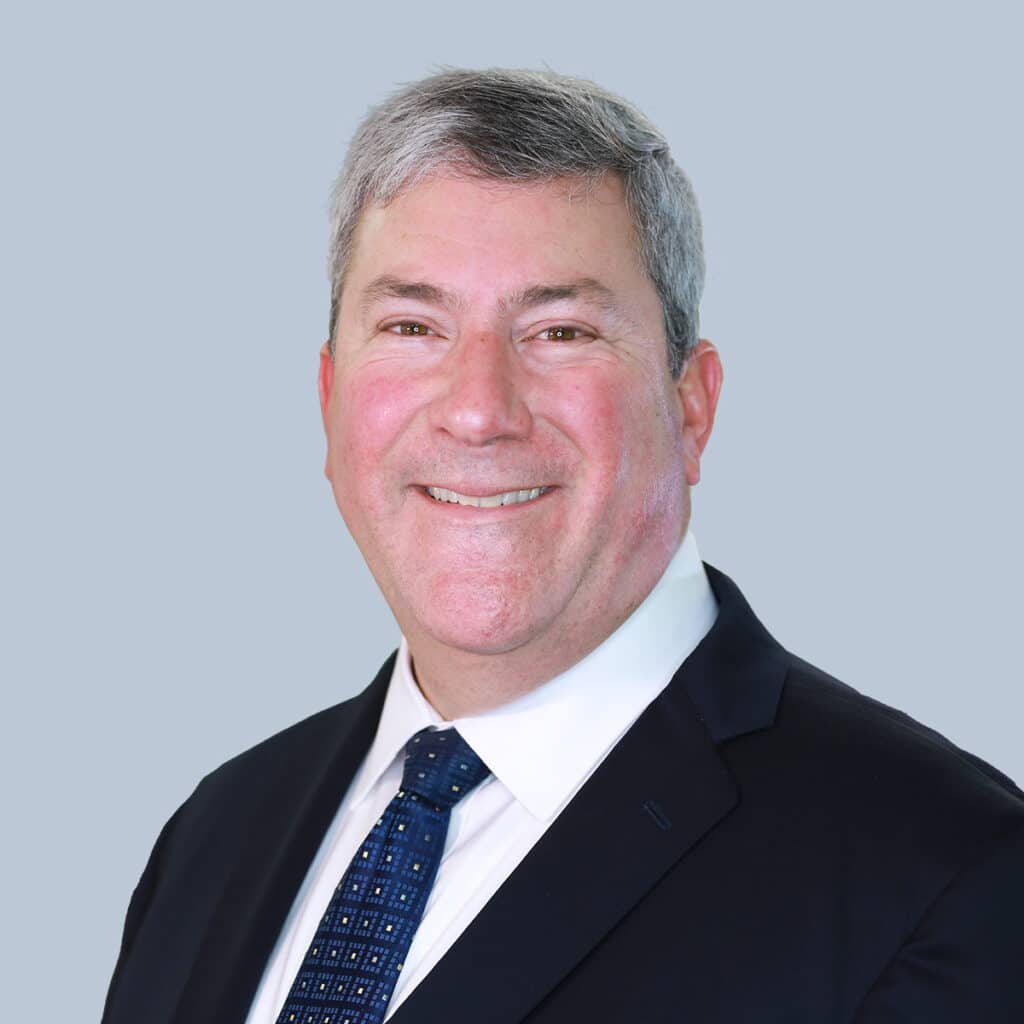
245, 531, 717, 1023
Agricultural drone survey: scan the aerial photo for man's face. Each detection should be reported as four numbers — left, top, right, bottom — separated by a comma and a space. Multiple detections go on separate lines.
320, 171, 718, 696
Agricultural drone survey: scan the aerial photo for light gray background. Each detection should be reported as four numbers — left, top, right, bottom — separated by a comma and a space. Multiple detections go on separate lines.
2, 1, 1021, 1017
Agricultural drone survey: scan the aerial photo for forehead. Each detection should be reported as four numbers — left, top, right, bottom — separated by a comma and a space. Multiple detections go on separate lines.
341, 170, 652, 310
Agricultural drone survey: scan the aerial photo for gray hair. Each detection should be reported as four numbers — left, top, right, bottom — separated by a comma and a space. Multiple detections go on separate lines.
327, 68, 704, 377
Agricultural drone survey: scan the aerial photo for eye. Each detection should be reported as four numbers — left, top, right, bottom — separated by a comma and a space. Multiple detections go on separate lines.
386, 321, 435, 336
535, 325, 591, 342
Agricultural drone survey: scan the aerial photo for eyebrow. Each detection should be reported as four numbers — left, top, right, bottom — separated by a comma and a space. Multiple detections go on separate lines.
359, 274, 630, 322
498, 279, 623, 318
359, 275, 463, 315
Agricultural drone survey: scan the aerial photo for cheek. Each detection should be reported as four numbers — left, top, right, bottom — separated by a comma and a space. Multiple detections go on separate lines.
626, 388, 687, 532
563, 370, 685, 535
556, 373, 629, 466
556, 369, 667, 491
331, 368, 424, 479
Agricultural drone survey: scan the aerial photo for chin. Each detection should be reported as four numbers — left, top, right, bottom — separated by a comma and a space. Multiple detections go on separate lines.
413, 573, 558, 658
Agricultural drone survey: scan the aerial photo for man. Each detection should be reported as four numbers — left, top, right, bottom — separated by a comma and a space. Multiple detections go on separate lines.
102, 69, 1024, 1023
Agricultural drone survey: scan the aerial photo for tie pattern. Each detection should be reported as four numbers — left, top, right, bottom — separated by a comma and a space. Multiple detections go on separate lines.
275, 728, 491, 1024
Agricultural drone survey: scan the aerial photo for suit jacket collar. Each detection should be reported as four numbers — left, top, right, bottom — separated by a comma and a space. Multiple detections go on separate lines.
683, 564, 789, 743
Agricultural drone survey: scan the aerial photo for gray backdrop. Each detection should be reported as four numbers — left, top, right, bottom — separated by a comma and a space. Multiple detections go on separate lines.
2, 1, 1020, 1018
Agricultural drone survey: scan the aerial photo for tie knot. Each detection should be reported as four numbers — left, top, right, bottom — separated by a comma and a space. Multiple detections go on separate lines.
401, 728, 490, 810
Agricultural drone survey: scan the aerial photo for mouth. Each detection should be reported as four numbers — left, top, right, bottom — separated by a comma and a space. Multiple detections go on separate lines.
424, 485, 551, 508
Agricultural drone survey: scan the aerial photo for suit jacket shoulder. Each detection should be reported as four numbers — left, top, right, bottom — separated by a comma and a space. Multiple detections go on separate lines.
693, 566, 1023, 863
739, 646, 1023, 843
102, 654, 394, 1024
175, 662, 393, 846
720, 643, 1024, 966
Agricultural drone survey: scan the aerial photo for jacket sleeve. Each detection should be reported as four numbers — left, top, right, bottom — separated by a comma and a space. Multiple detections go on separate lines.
852, 822, 1024, 1021
100, 802, 185, 1023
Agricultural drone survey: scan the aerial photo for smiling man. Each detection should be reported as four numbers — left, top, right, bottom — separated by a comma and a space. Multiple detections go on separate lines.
321, 171, 714, 719
103, 69, 1024, 1023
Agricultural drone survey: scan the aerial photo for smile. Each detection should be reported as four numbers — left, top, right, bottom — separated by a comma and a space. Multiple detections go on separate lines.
425, 486, 550, 508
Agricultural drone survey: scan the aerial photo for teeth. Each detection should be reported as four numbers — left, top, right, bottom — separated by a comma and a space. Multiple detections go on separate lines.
426, 486, 546, 507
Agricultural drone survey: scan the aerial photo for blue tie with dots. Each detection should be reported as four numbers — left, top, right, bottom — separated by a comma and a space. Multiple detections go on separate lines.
275, 727, 491, 1024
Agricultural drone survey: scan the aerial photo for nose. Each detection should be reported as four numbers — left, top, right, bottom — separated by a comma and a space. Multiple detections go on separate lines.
429, 332, 533, 445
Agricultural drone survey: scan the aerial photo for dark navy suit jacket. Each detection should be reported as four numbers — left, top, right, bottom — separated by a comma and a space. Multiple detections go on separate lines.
102, 567, 1024, 1022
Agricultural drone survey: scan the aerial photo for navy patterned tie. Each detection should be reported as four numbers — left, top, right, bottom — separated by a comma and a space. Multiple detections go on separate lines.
275, 727, 491, 1024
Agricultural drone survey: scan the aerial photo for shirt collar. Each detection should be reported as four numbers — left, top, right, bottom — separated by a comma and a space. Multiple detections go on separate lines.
349, 532, 717, 822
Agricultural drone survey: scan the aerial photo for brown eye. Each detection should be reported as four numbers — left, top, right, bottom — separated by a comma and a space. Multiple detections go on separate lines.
397, 322, 431, 336
541, 326, 583, 341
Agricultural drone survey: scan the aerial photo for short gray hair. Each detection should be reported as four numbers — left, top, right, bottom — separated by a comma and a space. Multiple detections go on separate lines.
327, 68, 704, 377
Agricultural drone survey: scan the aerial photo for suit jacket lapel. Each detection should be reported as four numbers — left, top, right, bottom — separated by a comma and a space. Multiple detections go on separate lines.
173, 655, 396, 1024
390, 564, 788, 1024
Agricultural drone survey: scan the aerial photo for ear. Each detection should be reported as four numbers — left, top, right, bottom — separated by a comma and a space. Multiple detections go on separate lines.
318, 342, 334, 428
676, 339, 723, 486
318, 342, 335, 479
